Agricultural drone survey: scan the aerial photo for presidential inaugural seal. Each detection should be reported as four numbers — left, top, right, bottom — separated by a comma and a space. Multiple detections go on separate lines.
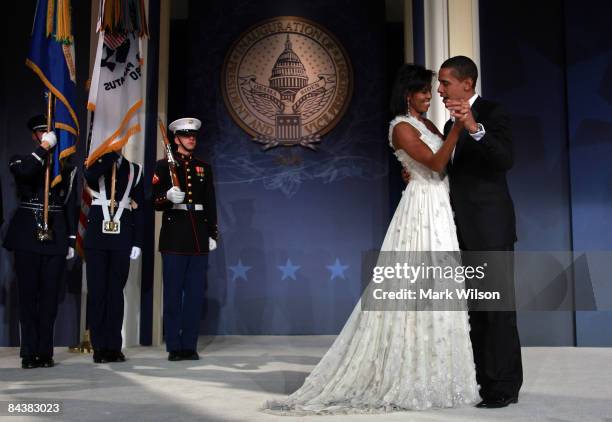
221, 16, 353, 150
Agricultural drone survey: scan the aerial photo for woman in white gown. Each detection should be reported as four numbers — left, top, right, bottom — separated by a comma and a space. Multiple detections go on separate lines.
264, 64, 479, 415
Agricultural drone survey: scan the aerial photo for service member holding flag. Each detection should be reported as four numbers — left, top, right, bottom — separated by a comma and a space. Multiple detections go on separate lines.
153, 118, 218, 361
80, 1, 148, 363
83, 152, 143, 363
3, 116, 77, 369
3, 0, 79, 369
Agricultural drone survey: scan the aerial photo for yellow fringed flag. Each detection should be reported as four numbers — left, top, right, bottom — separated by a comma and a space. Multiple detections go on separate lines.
84, 0, 147, 167
27, 0, 78, 187
78, 0, 147, 258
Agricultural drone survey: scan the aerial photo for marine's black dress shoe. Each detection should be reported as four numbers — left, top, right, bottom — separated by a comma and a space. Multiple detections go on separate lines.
476, 396, 518, 408
37, 355, 55, 368
106, 350, 126, 362
21, 357, 38, 369
181, 350, 200, 360
168, 351, 183, 361
93, 349, 109, 364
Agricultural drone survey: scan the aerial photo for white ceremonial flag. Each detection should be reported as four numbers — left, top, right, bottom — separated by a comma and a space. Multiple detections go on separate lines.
86, 31, 144, 166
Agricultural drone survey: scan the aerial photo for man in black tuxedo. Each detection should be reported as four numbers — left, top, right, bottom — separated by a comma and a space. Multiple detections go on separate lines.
438, 56, 522, 408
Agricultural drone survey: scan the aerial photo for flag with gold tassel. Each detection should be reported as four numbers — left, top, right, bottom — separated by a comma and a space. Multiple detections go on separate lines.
85, 0, 148, 167
26, 0, 79, 186
77, 0, 148, 258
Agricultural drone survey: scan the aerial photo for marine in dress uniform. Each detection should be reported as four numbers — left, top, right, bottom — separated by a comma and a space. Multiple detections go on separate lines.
152, 118, 218, 361
3, 115, 77, 369
84, 151, 143, 363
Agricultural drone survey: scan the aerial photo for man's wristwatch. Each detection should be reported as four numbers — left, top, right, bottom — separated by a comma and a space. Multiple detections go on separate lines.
469, 123, 484, 134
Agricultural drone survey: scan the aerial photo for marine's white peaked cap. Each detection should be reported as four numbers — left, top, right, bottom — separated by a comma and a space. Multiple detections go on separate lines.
168, 117, 202, 134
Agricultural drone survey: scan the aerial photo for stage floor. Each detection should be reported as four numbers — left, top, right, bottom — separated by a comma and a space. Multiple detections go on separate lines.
1, 336, 611, 421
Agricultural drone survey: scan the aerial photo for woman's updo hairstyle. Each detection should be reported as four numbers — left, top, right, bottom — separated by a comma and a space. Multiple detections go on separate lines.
389, 64, 434, 117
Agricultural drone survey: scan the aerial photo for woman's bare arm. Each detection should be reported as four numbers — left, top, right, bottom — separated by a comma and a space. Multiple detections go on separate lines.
392, 120, 462, 173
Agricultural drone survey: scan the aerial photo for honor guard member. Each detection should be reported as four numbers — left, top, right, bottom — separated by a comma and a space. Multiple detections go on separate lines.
153, 117, 218, 361
84, 150, 143, 363
3, 115, 77, 369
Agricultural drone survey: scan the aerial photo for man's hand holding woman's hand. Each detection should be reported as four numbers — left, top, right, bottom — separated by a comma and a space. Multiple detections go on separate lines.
445, 99, 478, 133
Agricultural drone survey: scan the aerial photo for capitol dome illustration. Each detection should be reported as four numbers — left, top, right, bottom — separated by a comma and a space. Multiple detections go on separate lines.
269, 35, 308, 101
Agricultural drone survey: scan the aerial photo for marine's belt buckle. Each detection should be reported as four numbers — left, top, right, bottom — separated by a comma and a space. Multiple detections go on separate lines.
102, 220, 121, 234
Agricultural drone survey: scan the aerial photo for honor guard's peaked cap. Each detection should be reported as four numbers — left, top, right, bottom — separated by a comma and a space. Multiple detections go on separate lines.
27, 114, 47, 132
169, 117, 202, 135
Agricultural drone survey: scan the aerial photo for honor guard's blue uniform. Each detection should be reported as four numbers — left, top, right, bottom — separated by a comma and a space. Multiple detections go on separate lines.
84, 151, 143, 363
3, 116, 77, 368
153, 117, 218, 360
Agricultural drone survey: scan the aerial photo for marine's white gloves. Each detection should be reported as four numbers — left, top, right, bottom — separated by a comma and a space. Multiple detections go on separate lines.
130, 246, 141, 260
209, 238, 217, 251
66, 246, 75, 260
166, 187, 185, 204
42, 131, 57, 148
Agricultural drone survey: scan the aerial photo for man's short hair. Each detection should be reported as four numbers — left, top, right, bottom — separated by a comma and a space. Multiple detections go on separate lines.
440, 56, 478, 88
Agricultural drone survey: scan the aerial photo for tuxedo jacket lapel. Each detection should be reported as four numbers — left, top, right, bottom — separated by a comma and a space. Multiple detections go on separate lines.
443, 119, 453, 136
454, 130, 467, 164
471, 96, 481, 121
443, 119, 454, 172
444, 118, 468, 167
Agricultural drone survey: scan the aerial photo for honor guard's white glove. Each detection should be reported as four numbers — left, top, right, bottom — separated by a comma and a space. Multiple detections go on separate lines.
209, 238, 217, 251
130, 246, 141, 260
42, 131, 57, 148
166, 186, 185, 204
66, 246, 75, 260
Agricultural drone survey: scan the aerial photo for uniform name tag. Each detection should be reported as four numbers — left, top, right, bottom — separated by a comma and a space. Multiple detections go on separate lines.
102, 220, 121, 234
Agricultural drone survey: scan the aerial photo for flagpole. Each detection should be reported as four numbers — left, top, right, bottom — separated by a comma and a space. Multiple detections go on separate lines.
43, 91, 52, 225
110, 162, 117, 216
37, 92, 54, 242
69, 107, 95, 354
69, 0, 100, 354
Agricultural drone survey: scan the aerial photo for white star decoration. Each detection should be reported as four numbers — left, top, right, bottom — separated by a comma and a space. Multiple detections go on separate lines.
228, 259, 252, 282
278, 258, 301, 280
326, 258, 349, 280
228, 258, 350, 281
